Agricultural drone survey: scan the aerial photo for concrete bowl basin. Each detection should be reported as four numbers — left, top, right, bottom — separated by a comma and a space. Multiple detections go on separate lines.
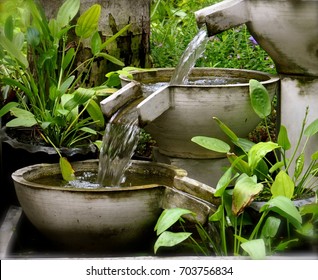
121, 67, 279, 158
11, 159, 216, 252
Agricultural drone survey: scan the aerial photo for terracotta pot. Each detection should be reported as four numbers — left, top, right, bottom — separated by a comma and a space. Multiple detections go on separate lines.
11, 159, 215, 252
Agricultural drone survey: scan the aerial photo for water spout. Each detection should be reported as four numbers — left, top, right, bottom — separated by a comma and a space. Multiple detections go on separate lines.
195, 0, 249, 36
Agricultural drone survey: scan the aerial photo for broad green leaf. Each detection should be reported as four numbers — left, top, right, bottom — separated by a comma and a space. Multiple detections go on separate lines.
91, 32, 102, 55
59, 157, 75, 181
0, 34, 28, 67
254, 158, 269, 181
57, 0, 80, 28
227, 153, 251, 175
249, 79, 271, 118
304, 118, 318, 137
241, 239, 266, 259
100, 24, 131, 49
26, 27, 40, 47
213, 117, 238, 142
274, 239, 299, 252
299, 203, 318, 216
191, 136, 230, 154
80, 127, 97, 135
209, 204, 224, 222
214, 166, 237, 197
261, 216, 281, 241
75, 4, 101, 39
154, 208, 194, 235
13, 32, 25, 51
269, 161, 284, 173
96, 53, 125, 66
294, 153, 304, 180
86, 99, 105, 128
260, 196, 302, 229
248, 142, 279, 172
311, 151, 318, 161
0, 102, 19, 118
48, 19, 59, 38
232, 175, 263, 216
62, 48, 75, 70
59, 76, 75, 94
154, 231, 192, 253
271, 170, 294, 199
6, 107, 37, 127
64, 88, 95, 111
4, 15, 14, 41
234, 138, 255, 153
277, 125, 291, 150
49, 85, 58, 101
296, 222, 315, 238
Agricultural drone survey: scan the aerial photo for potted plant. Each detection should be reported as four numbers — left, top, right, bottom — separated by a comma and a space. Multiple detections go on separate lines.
152, 79, 318, 258
0, 0, 130, 181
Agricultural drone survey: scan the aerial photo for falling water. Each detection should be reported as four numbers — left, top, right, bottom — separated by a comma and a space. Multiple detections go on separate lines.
170, 28, 209, 85
97, 111, 140, 187
97, 29, 208, 187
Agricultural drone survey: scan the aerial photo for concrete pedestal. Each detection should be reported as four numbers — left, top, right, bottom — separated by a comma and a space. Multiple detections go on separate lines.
280, 76, 318, 173
153, 148, 229, 187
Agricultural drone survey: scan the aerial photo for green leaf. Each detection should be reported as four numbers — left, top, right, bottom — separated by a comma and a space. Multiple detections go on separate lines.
26, 27, 40, 47
80, 127, 97, 135
275, 239, 299, 252
75, 4, 101, 39
57, 0, 80, 28
86, 99, 104, 128
62, 48, 75, 70
191, 136, 230, 154
100, 24, 131, 49
249, 79, 271, 118
234, 138, 255, 153
294, 153, 304, 180
59, 157, 75, 181
227, 153, 251, 176
59, 76, 75, 94
311, 151, 318, 161
232, 174, 263, 216
64, 88, 95, 111
271, 170, 294, 199
214, 166, 236, 197
261, 216, 281, 241
277, 125, 291, 150
96, 52, 125, 66
269, 161, 284, 173
0, 102, 19, 118
91, 32, 102, 55
241, 239, 266, 259
0, 34, 28, 68
248, 142, 279, 172
304, 118, 318, 137
6, 107, 37, 127
260, 196, 302, 229
209, 204, 223, 222
4, 15, 14, 41
154, 208, 194, 235
154, 231, 192, 254
213, 117, 238, 142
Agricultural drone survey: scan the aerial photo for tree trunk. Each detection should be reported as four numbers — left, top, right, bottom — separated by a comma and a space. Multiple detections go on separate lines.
40, 0, 152, 85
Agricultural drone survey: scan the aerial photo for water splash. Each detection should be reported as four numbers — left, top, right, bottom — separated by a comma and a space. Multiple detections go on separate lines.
170, 28, 209, 85
97, 111, 140, 187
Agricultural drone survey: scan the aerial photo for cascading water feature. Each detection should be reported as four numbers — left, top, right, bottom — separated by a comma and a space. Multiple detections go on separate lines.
170, 28, 209, 85
97, 111, 140, 187
195, 0, 318, 172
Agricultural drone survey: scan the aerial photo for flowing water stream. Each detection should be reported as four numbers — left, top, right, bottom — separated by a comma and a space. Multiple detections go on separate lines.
56, 28, 210, 188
